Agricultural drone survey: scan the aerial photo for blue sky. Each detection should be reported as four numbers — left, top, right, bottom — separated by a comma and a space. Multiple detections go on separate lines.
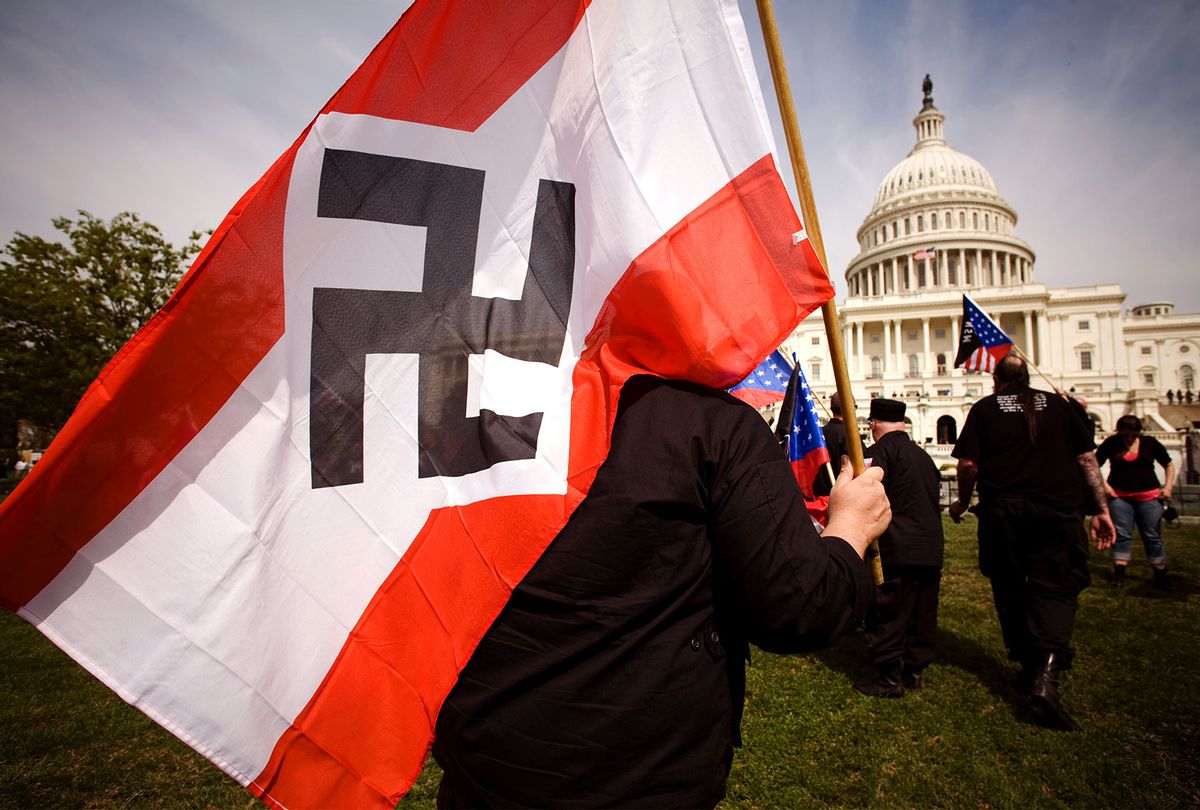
2, 0, 1197, 312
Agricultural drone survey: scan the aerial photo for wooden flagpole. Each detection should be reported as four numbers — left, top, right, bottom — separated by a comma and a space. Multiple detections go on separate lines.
1009, 343, 1064, 396
754, 0, 884, 586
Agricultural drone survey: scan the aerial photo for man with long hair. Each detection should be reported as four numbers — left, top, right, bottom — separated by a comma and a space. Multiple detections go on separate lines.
948, 355, 1114, 730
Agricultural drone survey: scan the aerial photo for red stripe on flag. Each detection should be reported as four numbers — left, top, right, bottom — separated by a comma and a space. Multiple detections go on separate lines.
248, 155, 831, 807
791, 447, 832, 500
0, 158, 290, 611
0, 0, 592, 612
327, 1, 591, 131
730, 388, 788, 409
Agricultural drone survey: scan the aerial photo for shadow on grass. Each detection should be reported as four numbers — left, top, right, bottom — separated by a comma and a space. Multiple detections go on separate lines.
1086, 556, 1196, 600
932, 627, 1043, 726
812, 623, 1050, 727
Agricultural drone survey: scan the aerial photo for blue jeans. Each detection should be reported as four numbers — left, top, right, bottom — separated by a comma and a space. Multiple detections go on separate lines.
1109, 497, 1166, 566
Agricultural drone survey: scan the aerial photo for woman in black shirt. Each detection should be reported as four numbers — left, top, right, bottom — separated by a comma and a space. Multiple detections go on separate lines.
1095, 415, 1176, 589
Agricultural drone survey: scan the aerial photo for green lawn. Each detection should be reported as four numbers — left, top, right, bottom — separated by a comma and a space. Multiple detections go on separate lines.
2, 518, 1198, 808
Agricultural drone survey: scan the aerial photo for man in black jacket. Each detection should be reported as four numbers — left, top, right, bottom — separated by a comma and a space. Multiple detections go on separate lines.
433, 375, 891, 808
949, 355, 1114, 730
813, 392, 850, 497
853, 398, 945, 698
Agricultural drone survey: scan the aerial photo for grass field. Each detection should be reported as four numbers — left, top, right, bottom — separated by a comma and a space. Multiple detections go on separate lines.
2, 518, 1198, 808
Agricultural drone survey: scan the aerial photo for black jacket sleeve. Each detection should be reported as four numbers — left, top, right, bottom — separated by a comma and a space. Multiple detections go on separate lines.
709, 405, 872, 654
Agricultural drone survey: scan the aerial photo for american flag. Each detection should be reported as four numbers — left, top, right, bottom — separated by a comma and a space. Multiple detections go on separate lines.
729, 349, 793, 409
912, 246, 937, 260
774, 361, 830, 499
954, 294, 1013, 372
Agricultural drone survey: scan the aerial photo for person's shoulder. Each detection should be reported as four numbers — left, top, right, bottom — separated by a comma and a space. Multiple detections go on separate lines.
1143, 434, 1169, 453
964, 393, 997, 416
618, 375, 753, 420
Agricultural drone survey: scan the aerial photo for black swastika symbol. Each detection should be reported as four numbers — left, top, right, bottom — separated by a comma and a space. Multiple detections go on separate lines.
310, 149, 575, 487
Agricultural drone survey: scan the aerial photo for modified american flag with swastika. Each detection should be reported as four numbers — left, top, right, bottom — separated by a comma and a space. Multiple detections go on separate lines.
782, 361, 829, 499
954, 293, 1013, 373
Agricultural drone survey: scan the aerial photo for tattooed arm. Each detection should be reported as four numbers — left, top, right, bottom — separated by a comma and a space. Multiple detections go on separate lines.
1077, 450, 1115, 549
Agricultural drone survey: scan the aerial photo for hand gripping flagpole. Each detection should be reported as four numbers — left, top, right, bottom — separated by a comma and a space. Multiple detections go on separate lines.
754, 0, 884, 586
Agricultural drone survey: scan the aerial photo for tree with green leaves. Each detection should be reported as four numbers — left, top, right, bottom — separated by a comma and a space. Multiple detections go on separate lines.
0, 212, 204, 447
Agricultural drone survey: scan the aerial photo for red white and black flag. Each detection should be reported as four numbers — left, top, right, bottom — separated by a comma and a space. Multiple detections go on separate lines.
954, 293, 1013, 373
0, 2, 832, 806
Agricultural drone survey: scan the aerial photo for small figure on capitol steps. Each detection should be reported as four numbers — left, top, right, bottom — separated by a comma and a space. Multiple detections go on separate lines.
853, 398, 945, 698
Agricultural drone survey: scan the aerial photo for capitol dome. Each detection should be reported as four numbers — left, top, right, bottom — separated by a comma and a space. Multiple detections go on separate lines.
872, 133, 998, 210
844, 76, 1034, 300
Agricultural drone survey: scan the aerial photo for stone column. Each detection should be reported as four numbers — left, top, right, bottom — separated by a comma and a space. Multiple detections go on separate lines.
976, 248, 984, 285
922, 317, 932, 378
855, 322, 864, 374
891, 257, 899, 294
950, 314, 961, 375
895, 320, 905, 374
1023, 311, 1034, 362
1036, 311, 1048, 369
883, 320, 892, 373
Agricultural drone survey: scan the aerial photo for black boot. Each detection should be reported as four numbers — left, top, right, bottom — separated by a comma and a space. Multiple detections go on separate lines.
854, 665, 904, 698
1153, 567, 1172, 591
902, 669, 923, 691
1030, 653, 1080, 731
1111, 564, 1126, 589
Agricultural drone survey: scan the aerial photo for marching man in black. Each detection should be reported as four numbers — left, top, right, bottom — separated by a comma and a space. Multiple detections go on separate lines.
854, 398, 945, 698
949, 355, 1114, 730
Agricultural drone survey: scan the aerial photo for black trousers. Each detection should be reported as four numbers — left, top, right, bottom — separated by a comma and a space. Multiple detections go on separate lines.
977, 502, 1090, 670
865, 564, 941, 672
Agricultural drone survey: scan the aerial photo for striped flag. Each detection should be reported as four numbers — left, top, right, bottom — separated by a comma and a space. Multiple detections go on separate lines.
729, 349, 793, 408
774, 360, 830, 499
912, 246, 937, 260
0, 2, 834, 806
954, 294, 1013, 372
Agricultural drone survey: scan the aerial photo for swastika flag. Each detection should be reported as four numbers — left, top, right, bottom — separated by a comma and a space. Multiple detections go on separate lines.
0, 1, 832, 806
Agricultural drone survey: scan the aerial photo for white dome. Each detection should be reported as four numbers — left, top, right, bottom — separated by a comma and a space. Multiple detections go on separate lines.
873, 144, 998, 210
843, 77, 1035, 301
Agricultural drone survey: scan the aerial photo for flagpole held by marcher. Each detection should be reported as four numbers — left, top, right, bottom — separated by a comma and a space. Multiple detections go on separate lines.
1009, 342, 1065, 398
753, 0, 883, 586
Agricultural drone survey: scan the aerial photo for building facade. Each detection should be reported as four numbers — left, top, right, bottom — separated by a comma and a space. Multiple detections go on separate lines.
779, 79, 1199, 478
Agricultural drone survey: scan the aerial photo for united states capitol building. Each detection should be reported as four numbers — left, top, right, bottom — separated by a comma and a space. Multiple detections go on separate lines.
780, 78, 1199, 479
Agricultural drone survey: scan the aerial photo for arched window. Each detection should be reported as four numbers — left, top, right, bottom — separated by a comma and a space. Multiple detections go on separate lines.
1182, 364, 1196, 390
908, 354, 920, 377
870, 356, 882, 378
936, 415, 957, 445
936, 353, 947, 375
